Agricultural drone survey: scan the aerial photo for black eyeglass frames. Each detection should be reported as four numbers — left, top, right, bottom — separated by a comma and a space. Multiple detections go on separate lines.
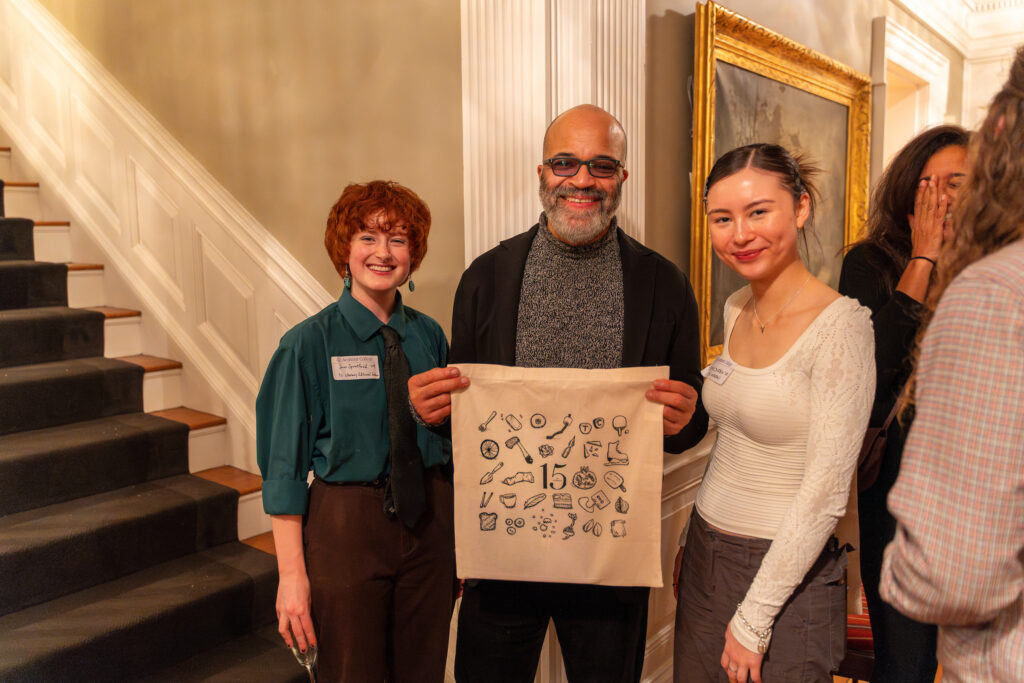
543, 156, 623, 178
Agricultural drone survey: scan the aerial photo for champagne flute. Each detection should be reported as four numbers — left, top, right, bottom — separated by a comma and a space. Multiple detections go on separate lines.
287, 626, 318, 683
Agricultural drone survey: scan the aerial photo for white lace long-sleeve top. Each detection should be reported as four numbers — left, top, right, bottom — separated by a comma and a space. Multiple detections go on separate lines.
694, 287, 875, 653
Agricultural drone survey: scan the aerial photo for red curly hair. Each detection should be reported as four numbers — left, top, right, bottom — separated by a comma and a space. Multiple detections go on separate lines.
324, 180, 432, 279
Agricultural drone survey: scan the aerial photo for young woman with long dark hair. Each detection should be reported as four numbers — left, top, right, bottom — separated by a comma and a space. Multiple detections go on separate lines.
838, 124, 968, 681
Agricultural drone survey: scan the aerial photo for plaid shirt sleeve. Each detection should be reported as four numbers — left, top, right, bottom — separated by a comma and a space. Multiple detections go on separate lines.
880, 265, 1024, 637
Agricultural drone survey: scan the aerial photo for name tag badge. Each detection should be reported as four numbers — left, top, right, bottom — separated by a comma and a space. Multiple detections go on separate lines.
331, 355, 380, 381
701, 356, 736, 385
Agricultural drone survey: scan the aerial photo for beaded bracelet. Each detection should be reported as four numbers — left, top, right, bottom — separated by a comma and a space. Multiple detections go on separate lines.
735, 603, 772, 654
909, 255, 937, 266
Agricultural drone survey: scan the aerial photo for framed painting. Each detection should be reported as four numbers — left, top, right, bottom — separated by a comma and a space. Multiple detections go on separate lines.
690, 1, 871, 363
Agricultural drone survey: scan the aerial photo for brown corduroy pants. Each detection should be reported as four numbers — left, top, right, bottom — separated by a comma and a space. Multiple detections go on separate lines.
304, 468, 455, 682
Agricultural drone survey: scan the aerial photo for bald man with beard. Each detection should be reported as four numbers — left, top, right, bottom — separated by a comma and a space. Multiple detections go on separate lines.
411, 105, 708, 682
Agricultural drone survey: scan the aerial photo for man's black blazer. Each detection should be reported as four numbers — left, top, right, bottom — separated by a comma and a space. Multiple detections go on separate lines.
449, 224, 708, 453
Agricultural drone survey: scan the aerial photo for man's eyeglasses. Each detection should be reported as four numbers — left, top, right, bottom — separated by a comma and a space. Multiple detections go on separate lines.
543, 156, 623, 178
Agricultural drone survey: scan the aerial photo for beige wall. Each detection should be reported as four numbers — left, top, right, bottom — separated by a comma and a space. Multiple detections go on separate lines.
38, 0, 464, 333
643, 0, 962, 273
37, 0, 965, 329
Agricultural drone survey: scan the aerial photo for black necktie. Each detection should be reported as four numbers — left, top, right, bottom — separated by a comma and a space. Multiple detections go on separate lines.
379, 325, 425, 528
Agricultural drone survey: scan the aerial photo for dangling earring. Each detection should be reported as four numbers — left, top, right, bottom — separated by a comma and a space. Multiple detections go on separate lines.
344, 268, 351, 289
408, 279, 415, 292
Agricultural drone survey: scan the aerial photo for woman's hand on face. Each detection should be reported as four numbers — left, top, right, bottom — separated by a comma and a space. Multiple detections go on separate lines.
722, 624, 764, 683
907, 176, 948, 260
408, 367, 470, 425
277, 570, 317, 653
672, 547, 684, 600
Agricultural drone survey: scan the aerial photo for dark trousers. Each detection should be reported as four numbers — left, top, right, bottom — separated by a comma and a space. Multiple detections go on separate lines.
859, 472, 938, 682
304, 469, 455, 682
674, 513, 848, 683
455, 579, 650, 682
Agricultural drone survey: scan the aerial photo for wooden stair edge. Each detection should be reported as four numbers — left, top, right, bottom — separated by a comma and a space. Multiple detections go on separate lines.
83, 305, 141, 319
3, 181, 40, 188
194, 465, 262, 497
117, 353, 183, 372
149, 406, 226, 431
33, 220, 71, 227
66, 262, 104, 272
241, 531, 276, 556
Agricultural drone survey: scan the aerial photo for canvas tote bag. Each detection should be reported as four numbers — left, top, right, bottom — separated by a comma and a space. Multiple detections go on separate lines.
450, 363, 666, 587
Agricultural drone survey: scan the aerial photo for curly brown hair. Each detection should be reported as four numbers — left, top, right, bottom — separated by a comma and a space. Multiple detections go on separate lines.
926, 46, 1024, 316
906, 45, 1024, 407
324, 180, 432, 279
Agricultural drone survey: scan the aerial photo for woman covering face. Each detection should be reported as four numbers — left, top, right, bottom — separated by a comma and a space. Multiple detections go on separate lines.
837, 124, 968, 682
256, 180, 455, 682
673, 144, 875, 683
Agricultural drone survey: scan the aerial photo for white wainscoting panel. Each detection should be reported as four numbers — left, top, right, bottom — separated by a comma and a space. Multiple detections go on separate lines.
195, 227, 259, 392
23, 59, 67, 170
71, 94, 120, 228
0, 3, 14, 107
0, 0, 332, 476
127, 157, 188, 311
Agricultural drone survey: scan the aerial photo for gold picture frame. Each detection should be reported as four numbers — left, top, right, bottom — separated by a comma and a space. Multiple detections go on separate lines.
690, 2, 871, 364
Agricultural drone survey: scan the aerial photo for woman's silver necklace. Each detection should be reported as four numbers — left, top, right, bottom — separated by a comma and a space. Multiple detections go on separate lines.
752, 274, 813, 334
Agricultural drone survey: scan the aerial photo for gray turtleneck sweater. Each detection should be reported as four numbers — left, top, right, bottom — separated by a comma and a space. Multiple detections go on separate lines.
515, 215, 624, 369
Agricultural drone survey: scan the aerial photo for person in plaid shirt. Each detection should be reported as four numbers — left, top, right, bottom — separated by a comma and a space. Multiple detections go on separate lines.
881, 45, 1024, 683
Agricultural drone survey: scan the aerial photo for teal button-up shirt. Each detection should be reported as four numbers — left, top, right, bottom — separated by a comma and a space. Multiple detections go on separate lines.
256, 289, 451, 515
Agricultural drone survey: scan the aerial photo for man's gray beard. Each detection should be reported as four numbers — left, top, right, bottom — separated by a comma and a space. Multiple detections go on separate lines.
539, 181, 622, 245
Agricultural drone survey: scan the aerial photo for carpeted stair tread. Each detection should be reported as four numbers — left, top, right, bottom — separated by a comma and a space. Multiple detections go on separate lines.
142, 624, 307, 683
242, 531, 276, 556
0, 260, 67, 310
0, 356, 142, 435
0, 542, 277, 683
0, 217, 34, 260
0, 413, 188, 516
0, 305, 105, 368
0, 474, 239, 616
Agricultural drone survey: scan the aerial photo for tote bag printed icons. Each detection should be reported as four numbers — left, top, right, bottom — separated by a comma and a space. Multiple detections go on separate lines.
451, 364, 666, 587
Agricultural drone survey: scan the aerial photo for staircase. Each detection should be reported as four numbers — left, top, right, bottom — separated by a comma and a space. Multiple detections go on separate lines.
0, 145, 303, 682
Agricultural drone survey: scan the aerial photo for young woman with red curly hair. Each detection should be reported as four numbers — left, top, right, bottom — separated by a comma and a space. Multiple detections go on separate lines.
256, 180, 454, 681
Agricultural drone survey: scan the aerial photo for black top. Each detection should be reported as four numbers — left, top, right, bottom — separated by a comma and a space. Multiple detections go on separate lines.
838, 243, 924, 425
838, 243, 924, 495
